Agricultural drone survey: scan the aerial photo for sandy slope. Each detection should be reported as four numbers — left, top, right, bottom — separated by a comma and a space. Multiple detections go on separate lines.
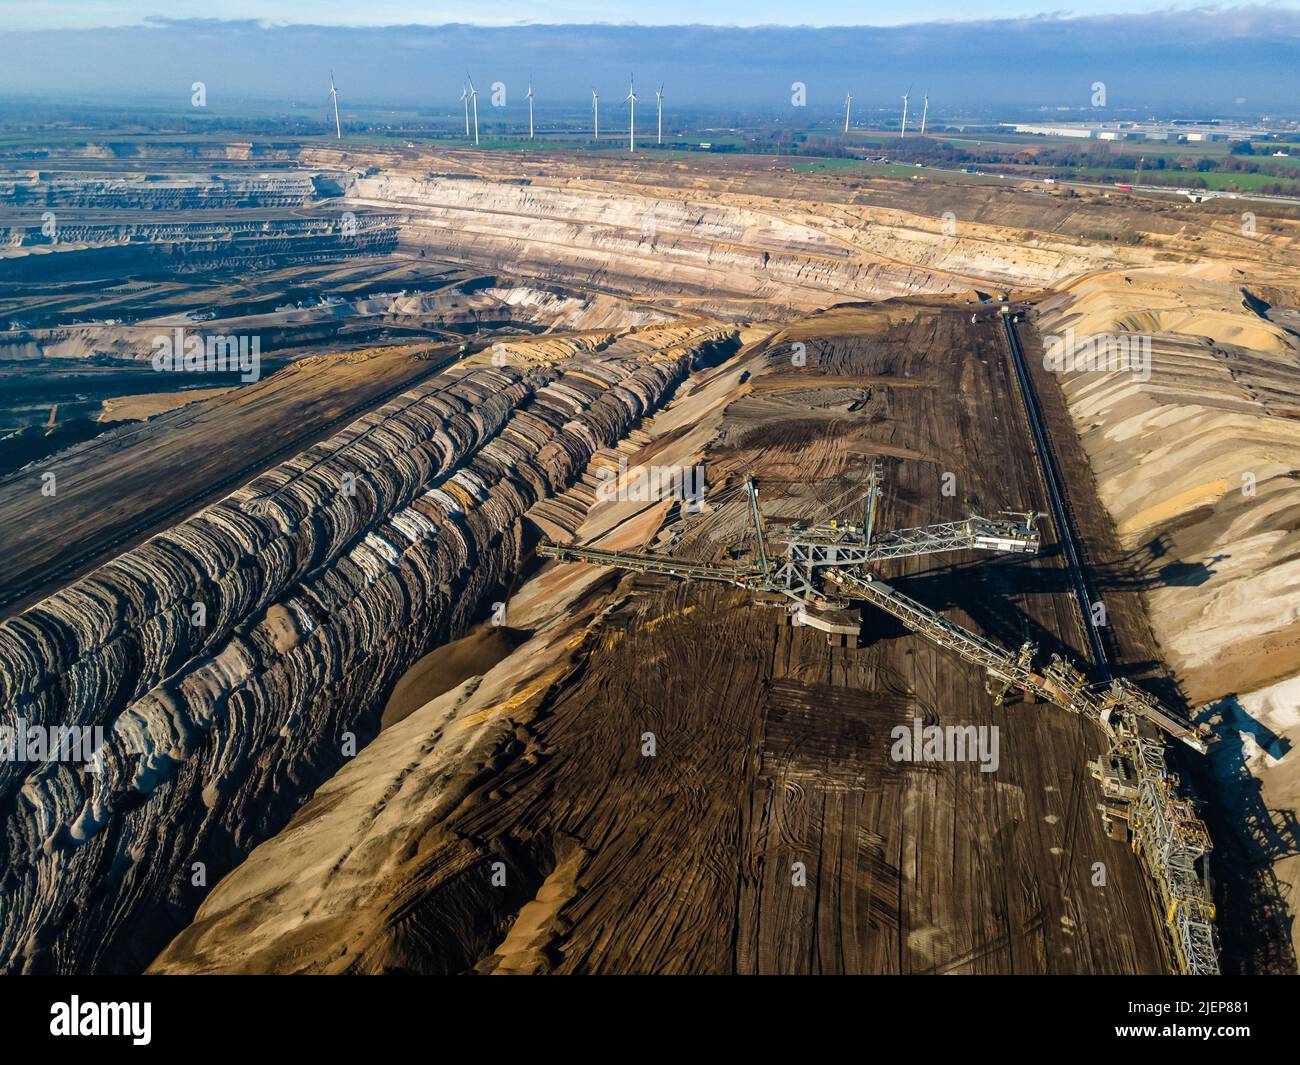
1034, 259, 1300, 956
1036, 265, 1300, 701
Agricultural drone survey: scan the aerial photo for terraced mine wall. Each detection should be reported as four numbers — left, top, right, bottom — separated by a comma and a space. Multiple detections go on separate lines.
0, 285, 644, 367
0, 227, 399, 289
0, 345, 707, 973
0, 174, 319, 211
4, 143, 307, 165
327, 153, 1177, 315
349, 173, 975, 314
0, 216, 396, 252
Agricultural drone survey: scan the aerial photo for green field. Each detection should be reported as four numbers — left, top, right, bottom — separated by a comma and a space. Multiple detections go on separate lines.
791, 157, 864, 172
5, 115, 1300, 202
1247, 149, 1300, 168
789, 158, 1024, 187
1057, 165, 1300, 193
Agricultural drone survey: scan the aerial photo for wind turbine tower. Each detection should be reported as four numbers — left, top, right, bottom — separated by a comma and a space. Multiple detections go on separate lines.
901, 90, 909, 137
920, 94, 929, 135
527, 77, 535, 140
592, 88, 600, 140
627, 74, 637, 153
329, 72, 341, 140
844, 90, 852, 135
656, 84, 664, 145
467, 74, 480, 146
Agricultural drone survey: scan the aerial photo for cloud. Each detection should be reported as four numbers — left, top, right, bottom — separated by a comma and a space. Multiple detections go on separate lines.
2, 8, 1298, 110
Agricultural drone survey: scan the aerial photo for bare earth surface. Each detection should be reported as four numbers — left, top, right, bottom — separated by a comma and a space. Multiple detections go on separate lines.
151, 306, 1171, 974
3, 143, 1298, 974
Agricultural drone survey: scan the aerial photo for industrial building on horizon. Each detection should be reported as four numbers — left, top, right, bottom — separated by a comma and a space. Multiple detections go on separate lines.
1003, 120, 1286, 143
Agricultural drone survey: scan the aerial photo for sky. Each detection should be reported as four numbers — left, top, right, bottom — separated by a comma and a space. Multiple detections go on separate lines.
5, 0, 1299, 30
2, 7, 1298, 112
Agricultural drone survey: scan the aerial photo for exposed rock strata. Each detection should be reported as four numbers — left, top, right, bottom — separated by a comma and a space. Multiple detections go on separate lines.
356, 173, 978, 314
0, 343, 706, 972
0, 173, 319, 212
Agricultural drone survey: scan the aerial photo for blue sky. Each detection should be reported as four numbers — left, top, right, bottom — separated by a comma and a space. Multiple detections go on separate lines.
5, 7, 1298, 109
5, 1, 1297, 30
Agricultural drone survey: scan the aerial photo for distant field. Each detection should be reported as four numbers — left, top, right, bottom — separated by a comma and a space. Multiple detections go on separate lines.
792, 158, 863, 172
1249, 150, 1300, 168
1056, 165, 1300, 193
4, 120, 1300, 200
934, 132, 1235, 160
796, 150, 1300, 197
790, 158, 1020, 187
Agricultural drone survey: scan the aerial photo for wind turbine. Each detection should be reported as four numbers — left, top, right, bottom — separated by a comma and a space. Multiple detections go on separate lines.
329, 71, 341, 140
843, 90, 852, 135
901, 86, 910, 137
626, 74, 636, 153
527, 76, 535, 140
459, 82, 470, 140
592, 88, 600, 141
920, 94, 929, 135
468, 75, 481, 146
656, 83, 664, 146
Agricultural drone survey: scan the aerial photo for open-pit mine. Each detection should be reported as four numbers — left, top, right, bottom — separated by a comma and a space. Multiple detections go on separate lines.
1, 139, 1298, 976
